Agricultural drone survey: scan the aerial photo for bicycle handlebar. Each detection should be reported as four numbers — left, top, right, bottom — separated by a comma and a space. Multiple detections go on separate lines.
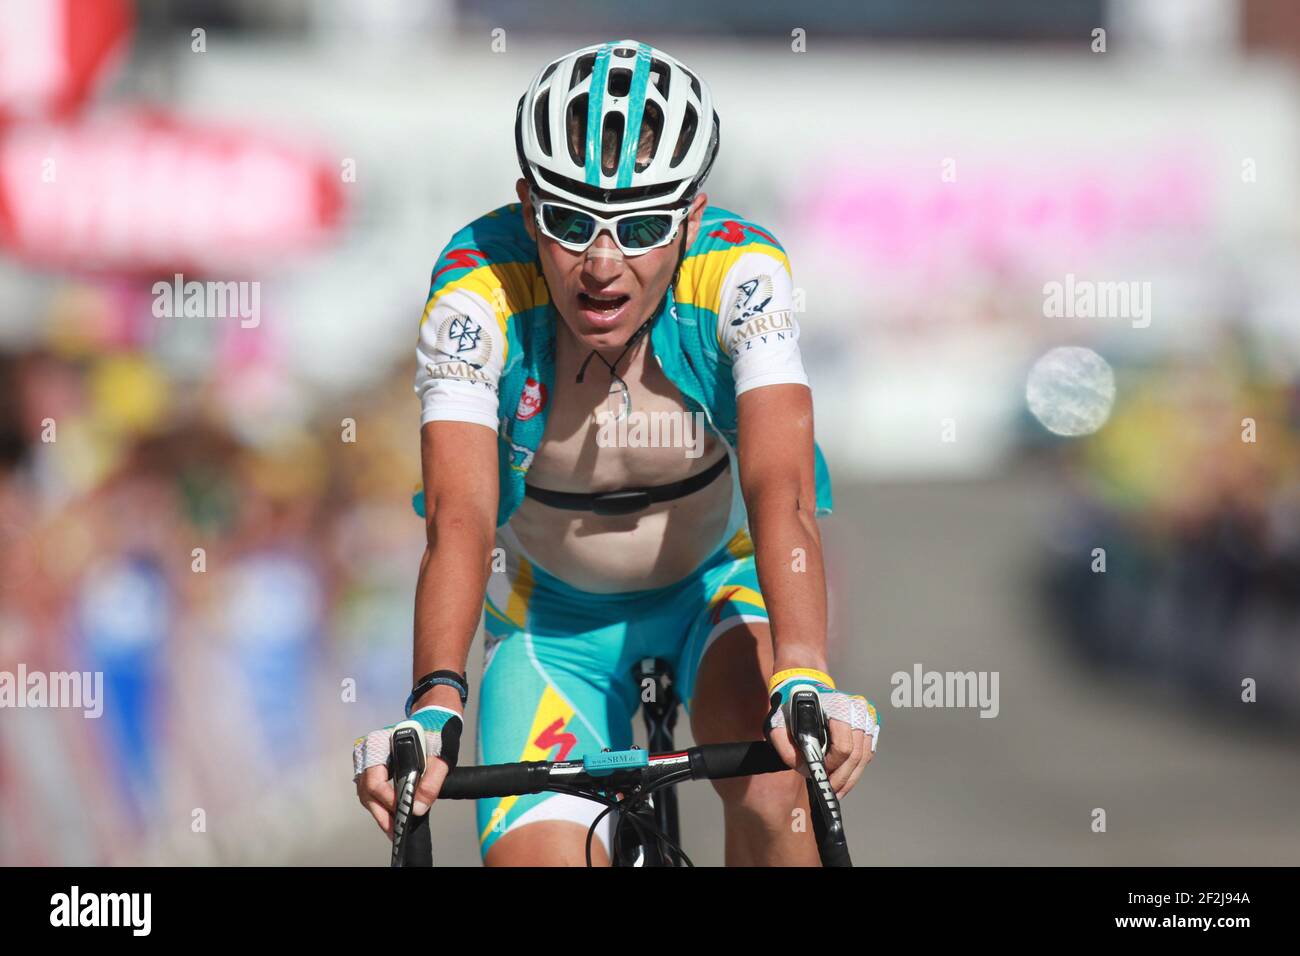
437, 740, 788, 800
437, 760, 541, 800
398, 739, 850, 867
438, 740, 850, 867
684, 740, 789, 781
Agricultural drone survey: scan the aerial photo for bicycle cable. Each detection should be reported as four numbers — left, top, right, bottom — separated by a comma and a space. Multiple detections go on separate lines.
547, 766, 704, 867
598, 776, 697, 867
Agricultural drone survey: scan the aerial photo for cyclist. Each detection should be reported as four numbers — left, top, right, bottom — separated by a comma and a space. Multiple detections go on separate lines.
355, 39, 879, 866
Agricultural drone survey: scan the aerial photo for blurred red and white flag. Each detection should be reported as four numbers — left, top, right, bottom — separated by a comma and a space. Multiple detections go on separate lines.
0, 0, 133, 121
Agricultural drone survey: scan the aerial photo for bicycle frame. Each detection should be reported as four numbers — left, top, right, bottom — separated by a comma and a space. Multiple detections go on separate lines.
627, 657, 681, 866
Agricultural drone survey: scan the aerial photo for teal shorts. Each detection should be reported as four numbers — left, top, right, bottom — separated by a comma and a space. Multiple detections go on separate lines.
474, 528, 767, 858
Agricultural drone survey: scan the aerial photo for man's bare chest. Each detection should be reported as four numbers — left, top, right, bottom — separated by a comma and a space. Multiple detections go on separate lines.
525, 339, 720, 492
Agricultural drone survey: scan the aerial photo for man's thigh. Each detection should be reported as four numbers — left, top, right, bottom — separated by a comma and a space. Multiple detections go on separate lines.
676, 550, 773, 733
677, 556, 815, 835
486, 820, 609, 867
475, 623, 635, 865
688, 620, 774, 744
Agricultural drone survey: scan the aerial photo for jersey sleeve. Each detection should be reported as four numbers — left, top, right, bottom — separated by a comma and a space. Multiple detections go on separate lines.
715, 252, 809, 395
414, 283, 506, 431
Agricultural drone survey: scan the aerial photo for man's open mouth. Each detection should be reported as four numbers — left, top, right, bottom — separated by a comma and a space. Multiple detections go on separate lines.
578, 292, 630, 314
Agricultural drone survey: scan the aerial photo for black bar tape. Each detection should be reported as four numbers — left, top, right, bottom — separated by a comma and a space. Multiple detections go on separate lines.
438, 761, 549, 800
688, 741, 787, 780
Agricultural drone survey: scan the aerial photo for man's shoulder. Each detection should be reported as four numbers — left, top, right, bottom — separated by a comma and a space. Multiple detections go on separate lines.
686, 206, 787, 260
426, 203, 542, 308
430, 203, 537, 285
677, 206, 791, 320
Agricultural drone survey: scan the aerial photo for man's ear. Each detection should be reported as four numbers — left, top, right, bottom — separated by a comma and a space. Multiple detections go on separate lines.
516, 179, 536, 240
684, 192, 708, 247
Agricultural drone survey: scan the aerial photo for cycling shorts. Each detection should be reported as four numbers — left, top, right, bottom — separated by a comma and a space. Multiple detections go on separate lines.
474, 528, 767, 859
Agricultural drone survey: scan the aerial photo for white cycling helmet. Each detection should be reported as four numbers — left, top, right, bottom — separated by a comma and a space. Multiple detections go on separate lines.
515, 39, 720, 213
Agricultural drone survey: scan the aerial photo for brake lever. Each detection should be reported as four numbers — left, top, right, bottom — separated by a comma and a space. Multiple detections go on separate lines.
390, 720, 432, 867
787, 687, 852, 867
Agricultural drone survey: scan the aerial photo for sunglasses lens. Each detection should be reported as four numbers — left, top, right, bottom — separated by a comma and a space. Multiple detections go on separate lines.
540, 204, 596, 246
616, 213, 674, 250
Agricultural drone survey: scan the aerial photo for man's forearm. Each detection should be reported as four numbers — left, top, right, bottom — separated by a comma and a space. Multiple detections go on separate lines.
410, 508, 494, 711
748, 485, 829, 673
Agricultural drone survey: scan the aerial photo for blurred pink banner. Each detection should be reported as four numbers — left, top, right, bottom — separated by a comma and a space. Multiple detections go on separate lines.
0, 110, 345, 274
794, 148, 1213, 282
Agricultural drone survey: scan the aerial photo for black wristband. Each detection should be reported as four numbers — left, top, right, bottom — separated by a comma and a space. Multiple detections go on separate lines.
406, 669, 468, 716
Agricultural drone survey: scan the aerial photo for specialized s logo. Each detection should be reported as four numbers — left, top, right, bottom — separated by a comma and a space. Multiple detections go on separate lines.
533, 718, 577, 761
708, 220, 778, 245
431, 248, 486, 284
730, 276, 775, 326
710, 587, 742, 625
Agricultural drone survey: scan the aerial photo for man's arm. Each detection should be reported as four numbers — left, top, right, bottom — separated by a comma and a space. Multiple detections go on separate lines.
355, 255, 506, 826
738, 385, 874, 795
409, 270, 506, 712
409, 419, 499, 714
735, 383, 827, 674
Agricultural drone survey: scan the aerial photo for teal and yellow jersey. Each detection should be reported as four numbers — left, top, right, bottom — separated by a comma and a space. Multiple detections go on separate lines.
413, 202, 832, 526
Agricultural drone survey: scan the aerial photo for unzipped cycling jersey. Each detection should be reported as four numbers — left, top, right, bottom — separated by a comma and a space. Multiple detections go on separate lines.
413, 202, 833, 525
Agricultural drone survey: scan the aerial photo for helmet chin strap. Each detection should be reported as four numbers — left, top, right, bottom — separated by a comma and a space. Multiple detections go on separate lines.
573, 227, 692, 412
574, 315, 652, 386
574, 243, 636, 388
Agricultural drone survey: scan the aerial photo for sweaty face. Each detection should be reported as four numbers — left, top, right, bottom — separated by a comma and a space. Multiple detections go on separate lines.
516, 180, 706, 353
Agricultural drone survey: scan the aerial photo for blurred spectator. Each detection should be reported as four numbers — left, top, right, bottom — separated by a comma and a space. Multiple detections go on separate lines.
1041, 335, 1300, 718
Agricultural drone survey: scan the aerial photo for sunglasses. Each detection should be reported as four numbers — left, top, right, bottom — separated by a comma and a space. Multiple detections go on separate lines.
530, 190, 689, 256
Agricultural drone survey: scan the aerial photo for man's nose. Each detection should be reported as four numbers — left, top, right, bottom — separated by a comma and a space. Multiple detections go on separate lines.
581, 231, 624, 281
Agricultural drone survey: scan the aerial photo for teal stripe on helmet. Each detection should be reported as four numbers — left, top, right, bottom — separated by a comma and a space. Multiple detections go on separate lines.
616, 43, 653, 189
584, 44, 612, 186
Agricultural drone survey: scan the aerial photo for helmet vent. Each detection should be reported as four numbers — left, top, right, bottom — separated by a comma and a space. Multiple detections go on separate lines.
608, 68, 631, 99
638, 102, 664, 173
601, 112, 624, 176
571, 53, 596, 91
533, 90, 551, 156
566, 95, 588, 166
670, 104, 697, 169
649, 61, 670, 97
